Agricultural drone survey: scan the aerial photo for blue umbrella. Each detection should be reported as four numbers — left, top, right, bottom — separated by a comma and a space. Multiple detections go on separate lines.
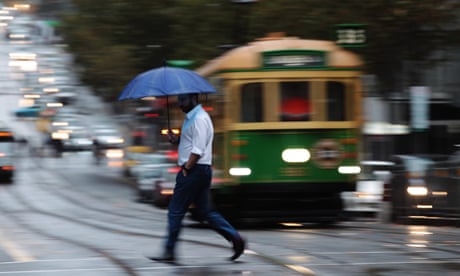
118, 66, 216, 130
118, 66, 216, 100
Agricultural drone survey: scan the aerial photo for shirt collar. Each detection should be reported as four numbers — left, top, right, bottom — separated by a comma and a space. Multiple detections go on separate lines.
185, 104, 202, 120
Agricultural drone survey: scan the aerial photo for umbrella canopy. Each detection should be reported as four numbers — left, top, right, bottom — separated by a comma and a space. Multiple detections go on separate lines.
118, 66, 216, 100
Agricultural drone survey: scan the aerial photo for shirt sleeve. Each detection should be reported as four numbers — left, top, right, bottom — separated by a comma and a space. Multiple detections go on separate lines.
190, 116, 209, 157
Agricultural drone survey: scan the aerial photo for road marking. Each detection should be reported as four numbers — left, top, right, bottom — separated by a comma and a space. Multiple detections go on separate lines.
0, 231, 35, 262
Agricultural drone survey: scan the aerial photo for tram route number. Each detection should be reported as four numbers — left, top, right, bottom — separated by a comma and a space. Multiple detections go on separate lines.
336, 29, 366, 45
335, 24, 367, 47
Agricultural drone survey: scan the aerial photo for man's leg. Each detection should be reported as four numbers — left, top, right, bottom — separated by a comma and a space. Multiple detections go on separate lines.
165, 172, 196, 253
193, 166, 245, 260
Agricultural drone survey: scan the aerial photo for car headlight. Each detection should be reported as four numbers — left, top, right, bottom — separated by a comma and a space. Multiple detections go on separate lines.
107, 138, 124, 144
105, 149, 124, 158
338, 166, 361, 174
407, 186, 428, 196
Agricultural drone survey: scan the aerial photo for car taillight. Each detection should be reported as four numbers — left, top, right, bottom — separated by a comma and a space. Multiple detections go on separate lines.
168, 167, 181, 174
382, 182, 391, 201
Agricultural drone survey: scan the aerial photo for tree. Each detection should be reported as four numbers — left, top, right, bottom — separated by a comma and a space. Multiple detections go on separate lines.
57, 0, 460, 100
247, 0, 460, 94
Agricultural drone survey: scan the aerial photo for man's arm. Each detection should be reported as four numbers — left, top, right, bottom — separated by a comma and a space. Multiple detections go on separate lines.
182, 153, 200, 175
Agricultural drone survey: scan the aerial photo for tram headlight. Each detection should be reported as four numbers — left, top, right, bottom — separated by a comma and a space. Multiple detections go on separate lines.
229, 167, 252, 176
281, 148, 310, 163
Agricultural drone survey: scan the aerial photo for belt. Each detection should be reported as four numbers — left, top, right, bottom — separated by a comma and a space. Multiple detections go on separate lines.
179, 164, 211, 168
195, 164, 211, 168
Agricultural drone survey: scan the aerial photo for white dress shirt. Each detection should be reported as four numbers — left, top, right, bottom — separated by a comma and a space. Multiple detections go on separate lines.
178, 104, 213, 166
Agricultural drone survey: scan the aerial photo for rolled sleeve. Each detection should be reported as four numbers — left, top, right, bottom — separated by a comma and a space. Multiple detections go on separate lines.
190, 117, 208, 157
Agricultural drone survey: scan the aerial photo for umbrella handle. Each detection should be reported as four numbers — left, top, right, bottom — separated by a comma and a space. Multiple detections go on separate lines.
166, 95, 170, 130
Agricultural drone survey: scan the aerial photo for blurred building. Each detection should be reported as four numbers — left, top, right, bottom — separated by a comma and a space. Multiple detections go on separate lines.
363, 49, 460, 160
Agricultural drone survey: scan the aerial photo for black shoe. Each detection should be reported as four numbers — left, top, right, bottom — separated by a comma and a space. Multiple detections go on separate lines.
148, 251, 175, 263
230, 235, 246, 261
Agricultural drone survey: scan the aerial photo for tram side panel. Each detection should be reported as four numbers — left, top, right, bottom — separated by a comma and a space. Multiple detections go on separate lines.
211, 128, 359, 224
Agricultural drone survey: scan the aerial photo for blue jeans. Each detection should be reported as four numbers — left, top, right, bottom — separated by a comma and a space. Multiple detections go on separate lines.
165, 164, 239, 253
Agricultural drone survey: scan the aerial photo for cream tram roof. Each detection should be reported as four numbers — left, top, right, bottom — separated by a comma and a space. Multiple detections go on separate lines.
196, 34, 363, 77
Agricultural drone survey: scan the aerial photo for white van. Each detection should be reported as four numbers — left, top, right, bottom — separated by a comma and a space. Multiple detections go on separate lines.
342, 160, 394, 214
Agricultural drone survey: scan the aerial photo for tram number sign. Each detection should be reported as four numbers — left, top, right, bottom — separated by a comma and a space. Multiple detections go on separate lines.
335, 24, 367, 48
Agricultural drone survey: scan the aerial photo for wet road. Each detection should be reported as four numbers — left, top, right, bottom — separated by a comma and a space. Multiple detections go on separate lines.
0, 150, 460, 275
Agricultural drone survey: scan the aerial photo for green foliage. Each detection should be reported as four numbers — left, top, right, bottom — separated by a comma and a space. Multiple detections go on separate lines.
57, 0, 460, 99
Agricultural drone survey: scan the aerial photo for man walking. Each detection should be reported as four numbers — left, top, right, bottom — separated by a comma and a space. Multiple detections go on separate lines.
150, 93, 246, 263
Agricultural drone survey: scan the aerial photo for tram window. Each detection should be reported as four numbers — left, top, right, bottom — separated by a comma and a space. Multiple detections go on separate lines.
327, 82, 346, 121
241, 83, 263, 122
280, 82, 310, 121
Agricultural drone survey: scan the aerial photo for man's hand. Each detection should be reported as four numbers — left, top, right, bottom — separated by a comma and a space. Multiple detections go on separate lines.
181, 165, 188, 176
168, 130, 179, 145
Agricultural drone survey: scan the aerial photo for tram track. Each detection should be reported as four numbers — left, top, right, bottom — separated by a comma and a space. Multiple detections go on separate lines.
2, 154, 310, 275
25, 153, 460, 274
281, 222, 460, 255
19, 145, 460, 275
250, 221, 460, 274
0, 190, 139, 276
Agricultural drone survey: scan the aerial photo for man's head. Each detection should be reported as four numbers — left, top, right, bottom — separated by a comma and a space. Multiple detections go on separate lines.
178, 93, 199, 113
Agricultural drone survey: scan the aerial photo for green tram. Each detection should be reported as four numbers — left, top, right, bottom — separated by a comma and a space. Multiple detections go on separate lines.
194, 34, 364, 224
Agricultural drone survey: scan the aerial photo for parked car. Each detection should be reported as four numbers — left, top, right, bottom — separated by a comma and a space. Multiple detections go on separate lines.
342, 160, 394, 215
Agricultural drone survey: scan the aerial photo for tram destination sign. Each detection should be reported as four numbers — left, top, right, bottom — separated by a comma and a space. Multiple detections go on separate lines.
262, 50, 325, 69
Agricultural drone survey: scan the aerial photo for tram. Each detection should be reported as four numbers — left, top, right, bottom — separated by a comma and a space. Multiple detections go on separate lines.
191, 34, 364, 224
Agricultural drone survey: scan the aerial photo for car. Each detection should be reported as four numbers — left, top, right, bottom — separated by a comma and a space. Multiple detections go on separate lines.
90, 126, 125, 164
121, 146, 154, 177
62, 127, 93, 151
152, 166, 180, 207
5, 23, 33, 41
341, 160, 394, 216
91, 126, 125, 148
129, 153, 173, 179
0, 125, 15, 182
14, 104, 44, 117
135, 164, 177, 203
386, 154, 454, 224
